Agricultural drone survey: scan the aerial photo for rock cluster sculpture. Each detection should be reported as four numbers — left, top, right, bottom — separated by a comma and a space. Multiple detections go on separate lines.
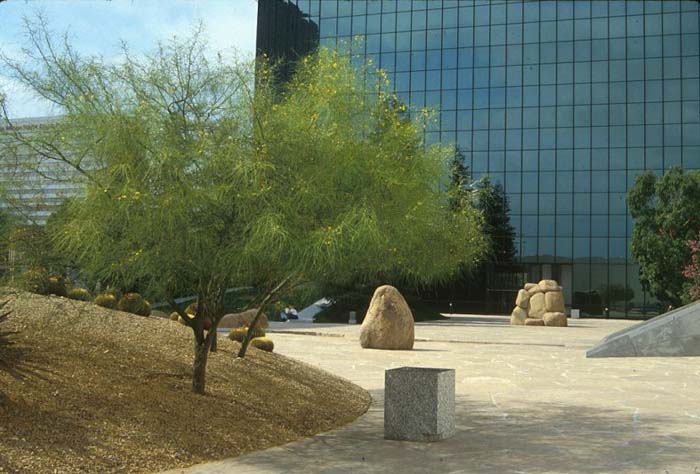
511, 280, 567, 327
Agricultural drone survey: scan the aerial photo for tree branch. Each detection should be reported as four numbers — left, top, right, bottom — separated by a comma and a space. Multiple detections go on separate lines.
237, 273, 296, 358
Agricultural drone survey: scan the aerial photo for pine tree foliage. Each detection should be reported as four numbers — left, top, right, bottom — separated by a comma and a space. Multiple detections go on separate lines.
474, 176, 517, 264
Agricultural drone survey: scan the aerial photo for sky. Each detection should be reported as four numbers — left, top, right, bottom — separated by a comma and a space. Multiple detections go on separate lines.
0, 0, 258, 118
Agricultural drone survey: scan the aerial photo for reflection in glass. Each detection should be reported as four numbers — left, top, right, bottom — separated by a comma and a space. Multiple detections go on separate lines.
258, 0, 700, 317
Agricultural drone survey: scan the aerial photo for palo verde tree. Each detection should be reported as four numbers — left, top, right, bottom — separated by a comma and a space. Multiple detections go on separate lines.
1, 20, 486, 394
628, 167, 700, 306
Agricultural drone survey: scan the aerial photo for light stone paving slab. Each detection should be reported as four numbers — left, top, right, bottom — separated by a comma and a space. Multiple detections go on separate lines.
168, 314, 700, 474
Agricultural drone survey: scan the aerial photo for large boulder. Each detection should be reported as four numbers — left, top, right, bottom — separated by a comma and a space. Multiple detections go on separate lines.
545, 290, 565, 313
524, 318, 545, 326
359, 285, 414, 350
543, 312, 568, 327
524, 282, 538, 291
515, 289, 530, 310
511, 307, 528, 325
529, 292, 546, 318
219, 309, 269, 329
538, 279, 560, 292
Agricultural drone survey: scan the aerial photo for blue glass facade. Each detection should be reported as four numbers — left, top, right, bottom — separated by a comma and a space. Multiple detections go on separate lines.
257, 0, 700, 317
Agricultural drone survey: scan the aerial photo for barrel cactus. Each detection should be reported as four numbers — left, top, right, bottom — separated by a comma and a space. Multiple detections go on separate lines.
228, 326, 265, 342
117, 293, 150, 316
250, 337, 274, 352
46, 275, 67, 297
95, 293, 117, 309
139, 299, 152, 317
67, 287, 91, 301
185, 302, 198, 316
24, 272, 69, 297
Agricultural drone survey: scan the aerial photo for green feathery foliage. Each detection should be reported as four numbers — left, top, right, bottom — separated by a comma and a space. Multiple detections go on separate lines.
0, 20, 486, 392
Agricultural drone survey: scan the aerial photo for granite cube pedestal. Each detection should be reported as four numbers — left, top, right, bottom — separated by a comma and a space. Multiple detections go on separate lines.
384, 367, 455, 442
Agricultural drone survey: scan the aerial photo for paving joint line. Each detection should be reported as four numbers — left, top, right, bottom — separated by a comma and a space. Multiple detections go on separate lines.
267, 330, 569, 348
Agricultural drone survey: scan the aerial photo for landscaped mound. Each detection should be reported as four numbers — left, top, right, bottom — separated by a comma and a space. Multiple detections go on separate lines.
0, 289, 371, 474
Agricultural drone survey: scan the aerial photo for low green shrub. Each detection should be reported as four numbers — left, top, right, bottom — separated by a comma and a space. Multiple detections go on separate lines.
117, 292, 150, 316
19, 268, 50, 295
228, 326, 265, 342
250, 337, 274, 352
94, 293, 117, 309
67, 287, 91, 301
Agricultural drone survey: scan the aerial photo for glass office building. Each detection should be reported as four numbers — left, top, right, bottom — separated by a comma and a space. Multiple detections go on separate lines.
257, 0, 700, 317
0, 117, 81, 225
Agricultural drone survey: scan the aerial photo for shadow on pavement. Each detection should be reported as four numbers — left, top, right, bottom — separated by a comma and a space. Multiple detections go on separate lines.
230, 389, 698, 474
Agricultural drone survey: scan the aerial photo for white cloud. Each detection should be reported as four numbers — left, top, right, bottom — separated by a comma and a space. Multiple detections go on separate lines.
201, 1, 258, 60
0, 77, 60, 119
0, 0, 259, 118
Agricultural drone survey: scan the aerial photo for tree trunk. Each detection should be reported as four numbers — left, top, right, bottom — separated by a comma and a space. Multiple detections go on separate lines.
237, 305, 267, 358
210, 330, 218, 352
192, 333, 212, 394
237, 275, 296, 358
192, 321, 216, 395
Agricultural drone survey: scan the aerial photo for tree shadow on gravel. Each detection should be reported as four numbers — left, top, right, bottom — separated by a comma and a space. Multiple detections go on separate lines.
0, 300, 52, 386
230, 388, 700, 474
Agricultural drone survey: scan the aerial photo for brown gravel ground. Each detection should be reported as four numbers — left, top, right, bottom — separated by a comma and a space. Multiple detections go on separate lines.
0, 289, 371, 474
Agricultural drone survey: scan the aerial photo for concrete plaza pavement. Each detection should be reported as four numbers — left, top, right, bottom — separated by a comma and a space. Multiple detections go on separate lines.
162, 314, 700, 474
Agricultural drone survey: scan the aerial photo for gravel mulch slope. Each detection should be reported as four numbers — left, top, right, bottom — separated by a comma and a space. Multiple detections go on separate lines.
0, 289, 371, 474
